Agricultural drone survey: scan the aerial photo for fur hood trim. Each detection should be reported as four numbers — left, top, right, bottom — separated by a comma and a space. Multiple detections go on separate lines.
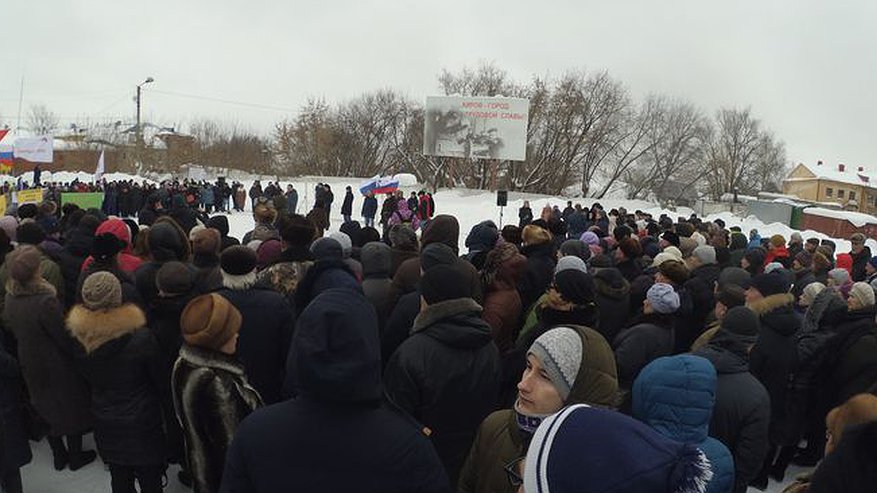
66, 303, 147, 354
222, 271, 257, 290
6, 278, 56, 298
413, 298, 482, 332
748, 293, 795, 316
178, 344, 245, 375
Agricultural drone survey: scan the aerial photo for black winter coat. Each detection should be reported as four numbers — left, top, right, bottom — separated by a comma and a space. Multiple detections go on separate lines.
172, 345, 262, 493
0, 338, 31, 472
791, 268, 817, 302
615, 258, 642, 283
67, 303, 168, 466
218, 286, 295, 405
677, 263, 722, 353
341, 191, 354, 215
808, 421, 877, 493
362, 196, 378, 218
749, 293, 801, 446
593, 268, 631, 343
518, 207, 533, 227
517, 243, 555, 312
695, 339, 770, 493
56, 227, 93, 309
850, 246, 872, 282
382, 290, 420, 368
820, 305, 877, 408
383, 298, 501, 485
219, 288, 449, 493
612, 312, 674, 391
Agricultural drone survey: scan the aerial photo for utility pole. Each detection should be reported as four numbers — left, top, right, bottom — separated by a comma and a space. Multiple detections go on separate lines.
135, 77, 154, 169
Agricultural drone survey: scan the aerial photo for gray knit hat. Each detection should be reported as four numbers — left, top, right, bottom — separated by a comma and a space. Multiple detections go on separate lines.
528, 327, 583, 401
647, 283, 680, 314
555, 255, 588, 275
692, 245, 717, 265
82, 271, 123, 310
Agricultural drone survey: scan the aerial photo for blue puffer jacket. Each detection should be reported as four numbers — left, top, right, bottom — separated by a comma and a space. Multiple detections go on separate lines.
632, 355, 735, 493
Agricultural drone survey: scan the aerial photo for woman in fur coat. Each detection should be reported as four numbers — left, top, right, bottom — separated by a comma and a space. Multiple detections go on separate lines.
67, 271, 168, 493
172, 293, 262, 493
2, 246, 95, 472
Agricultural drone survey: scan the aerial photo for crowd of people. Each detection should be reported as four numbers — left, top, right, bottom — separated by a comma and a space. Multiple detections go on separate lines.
0, 184, 875, 493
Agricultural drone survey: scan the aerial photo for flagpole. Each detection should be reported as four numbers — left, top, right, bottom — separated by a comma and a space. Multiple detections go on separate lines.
16, 74, 24, 133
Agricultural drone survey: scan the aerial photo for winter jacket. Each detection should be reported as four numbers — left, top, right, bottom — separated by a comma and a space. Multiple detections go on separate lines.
391, 255, 483, 309
677, 263, 722, 353
382, 290, 421, 368
219, 288, 450, 493
66, 303, 167, 466
0, 338, 32, 472
285, 190, 298, 213
819, 305, 877, 408
3, 279, 92, 437
305, 207, 329, 237
850, 246, 872, 282
56, 226, 94, 309
615, 258, 642, 283
172, 345, 263, 493
593, 267, 631, 343
613, 312, 675, 393
361, 242, 394, 329
765, 245, 791, 268
632, 355, 735, 493
565, 212, 588, 238
81, 218, 143, 274
384, 298, 501, 485
218, 285, 295, 405
207, 216, 240, 252
695, 336, 770, 493
0, 248, 65, 317
135, 221, 191, 306
390, 248, 418, 278
341, 191, 354, 216
481, 253, 526, 353
518, 207, 533, 228
517, 242, 555, 312
458, 325, 618, 493
749, 293, 801, 446
361, 195, 378, 219
256, 246, 314, 308
387, 201, 421, 231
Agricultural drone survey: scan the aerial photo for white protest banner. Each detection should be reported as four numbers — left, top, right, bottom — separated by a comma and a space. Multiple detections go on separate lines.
14, 136, 54, 163
423, 96, 529, 161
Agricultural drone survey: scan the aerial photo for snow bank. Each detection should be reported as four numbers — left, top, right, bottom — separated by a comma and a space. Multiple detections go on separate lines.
393, 173, 419, 187
804, 207, 877, 228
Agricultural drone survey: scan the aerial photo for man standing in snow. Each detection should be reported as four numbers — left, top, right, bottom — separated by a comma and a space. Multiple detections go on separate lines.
285, 185, 298, 214
341, 186, 354, 224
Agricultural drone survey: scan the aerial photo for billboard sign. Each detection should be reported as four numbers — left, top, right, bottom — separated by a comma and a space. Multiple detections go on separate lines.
14, 136, 54, 163
424, 96, 528, 161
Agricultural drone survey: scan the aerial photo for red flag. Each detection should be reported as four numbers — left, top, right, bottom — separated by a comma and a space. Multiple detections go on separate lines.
0, 129, 8, 143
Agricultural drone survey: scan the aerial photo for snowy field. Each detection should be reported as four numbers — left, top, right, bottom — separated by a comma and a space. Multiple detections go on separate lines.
11, 169, 823, 492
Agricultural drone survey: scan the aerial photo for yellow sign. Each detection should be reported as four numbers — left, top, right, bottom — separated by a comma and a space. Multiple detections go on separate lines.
16, 188, 44, 205
0, 194, 6, 215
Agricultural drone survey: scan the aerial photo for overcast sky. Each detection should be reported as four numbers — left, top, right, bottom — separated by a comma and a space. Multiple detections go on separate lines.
2, 0, 875, 168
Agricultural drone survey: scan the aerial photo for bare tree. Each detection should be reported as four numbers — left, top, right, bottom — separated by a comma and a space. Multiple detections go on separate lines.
706, 107, 786, 199
27, 104, 59, 135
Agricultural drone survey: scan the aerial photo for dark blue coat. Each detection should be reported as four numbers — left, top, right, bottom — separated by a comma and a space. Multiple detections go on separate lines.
220, 288, 450, 493
0, 338, 31, 472
633, 355, 735, 493
362, 196, 378, 219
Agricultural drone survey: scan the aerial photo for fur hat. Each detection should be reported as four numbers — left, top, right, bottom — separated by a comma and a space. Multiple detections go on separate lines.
647, 283, 680, 314
192, 228, 221, 257
92, 232, 125, 262
528, 327, 583, 401
220, 245, 258, 276
717, 267, 750, 290
747, 271, 790, 297
16, 222, 46, 246
658, 260, 689, 286
522, 224, 551, 246
715, 283, 747, 309
848, 282, 875, 308
795, 251, 813, 269
7, 245, 42, 283
81, 271, 123, 310
813, 251, 832, 271
770, 234, 786, 248
180, 293, 242, 351
553, 269, 595, 306
156, 261, 195, 296
388, 224, 418, 251
679, 237, 698, 258
421, 264, 470, 304
692, 245, 717, 265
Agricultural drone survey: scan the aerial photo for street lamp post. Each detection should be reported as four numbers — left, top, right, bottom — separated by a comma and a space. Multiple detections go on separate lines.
135, 77, 154, 166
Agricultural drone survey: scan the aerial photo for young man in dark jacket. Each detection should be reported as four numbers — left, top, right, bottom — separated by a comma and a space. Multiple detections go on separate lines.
341, 186, 354, 223
361, 192, 378, 227
220, 288, 449, 493
695, 306, 770, 493
384, 264, 501, 485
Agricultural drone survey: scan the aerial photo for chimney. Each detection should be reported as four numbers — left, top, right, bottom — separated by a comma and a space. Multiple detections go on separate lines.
839, 163, 845, 172
859, 166, 864, 172
817, 160, 823, 166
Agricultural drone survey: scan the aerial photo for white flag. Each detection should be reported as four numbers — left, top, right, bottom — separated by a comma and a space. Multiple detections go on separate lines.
95, 150, 105, 183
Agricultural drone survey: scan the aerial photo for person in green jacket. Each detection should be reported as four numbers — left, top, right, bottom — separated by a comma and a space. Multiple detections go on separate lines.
458, 325, 619, 493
